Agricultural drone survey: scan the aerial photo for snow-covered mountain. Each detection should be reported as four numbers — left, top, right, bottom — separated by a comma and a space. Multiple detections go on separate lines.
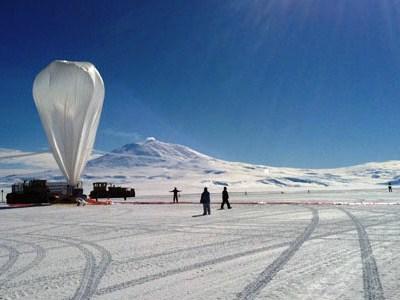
79, 138, 400, 193
87, 137, 211, 168
0, 137, 399, 194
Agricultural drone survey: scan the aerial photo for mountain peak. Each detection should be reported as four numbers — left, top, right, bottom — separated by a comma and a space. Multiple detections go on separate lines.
87, 138, 210, 168
144, 137, 157, 143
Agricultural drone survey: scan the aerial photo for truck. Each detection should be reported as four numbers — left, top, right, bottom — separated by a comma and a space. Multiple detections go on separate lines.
6, 180, 53, 204
89, 182, 135, 200
6, 180, 84, 204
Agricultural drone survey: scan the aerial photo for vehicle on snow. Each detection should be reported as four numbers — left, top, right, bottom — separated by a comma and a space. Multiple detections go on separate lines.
89, 182, 135, 200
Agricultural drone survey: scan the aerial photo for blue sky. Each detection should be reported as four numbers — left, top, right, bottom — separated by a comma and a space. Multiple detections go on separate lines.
2, 0, 400, 168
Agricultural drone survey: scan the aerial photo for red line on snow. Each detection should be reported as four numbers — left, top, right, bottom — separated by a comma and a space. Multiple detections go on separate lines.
112, 200, 400, 206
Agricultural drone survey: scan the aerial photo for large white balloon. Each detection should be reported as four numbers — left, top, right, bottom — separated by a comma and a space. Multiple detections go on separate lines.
33, 60, 104, 186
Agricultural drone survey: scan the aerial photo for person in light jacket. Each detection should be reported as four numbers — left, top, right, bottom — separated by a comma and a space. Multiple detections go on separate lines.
200, 187, 211, 215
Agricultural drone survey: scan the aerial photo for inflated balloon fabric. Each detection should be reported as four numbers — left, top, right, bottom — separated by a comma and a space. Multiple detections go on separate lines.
33, 60, 104, 186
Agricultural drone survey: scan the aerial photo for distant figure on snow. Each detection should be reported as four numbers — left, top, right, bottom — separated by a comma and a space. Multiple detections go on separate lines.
388, 182, 393, 192
220, 187, 231, 209
170, 187, 181, 203
200, 187, 211, 215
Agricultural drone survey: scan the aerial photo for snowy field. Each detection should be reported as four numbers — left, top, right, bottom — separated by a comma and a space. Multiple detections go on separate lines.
0, 191, 399, 300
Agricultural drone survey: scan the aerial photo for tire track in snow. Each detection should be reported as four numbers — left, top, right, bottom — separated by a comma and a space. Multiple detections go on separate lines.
31, 235, 96, 300
0, 207, 350, 261
0, 238, 46, 283
0, 244, 19, 276
96, 208, 318, 296
340, 208, 385, 300
80, 239, 112, 297
0, 207, 306, 261
32, 234, 111, 300
71, 244, 96, 300
112, 233, 275, 267
235, 207, 319, 300
3, 235, 272, 291
96, 240, 291, 296
3, 207, 395, 296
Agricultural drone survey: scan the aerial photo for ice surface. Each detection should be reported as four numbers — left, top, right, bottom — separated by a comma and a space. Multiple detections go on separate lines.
0, 191, 399, 299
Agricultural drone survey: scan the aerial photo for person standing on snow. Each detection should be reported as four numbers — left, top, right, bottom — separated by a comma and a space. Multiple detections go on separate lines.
200, 187, 211, 215
388, 182, 393, 192
170, 187, 181, 203
220, 187, 232, 209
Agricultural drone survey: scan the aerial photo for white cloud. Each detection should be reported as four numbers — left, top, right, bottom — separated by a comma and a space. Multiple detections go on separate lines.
102, 128, 142, 141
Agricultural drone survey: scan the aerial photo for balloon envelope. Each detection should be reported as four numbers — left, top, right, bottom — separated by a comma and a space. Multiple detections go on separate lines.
33, 60, 104, 186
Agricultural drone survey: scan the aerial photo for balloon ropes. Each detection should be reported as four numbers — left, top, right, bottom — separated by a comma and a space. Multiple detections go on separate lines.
33, 60, 105, 186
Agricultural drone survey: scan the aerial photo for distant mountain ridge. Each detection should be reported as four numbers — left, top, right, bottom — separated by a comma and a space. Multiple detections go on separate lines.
1, 137, 399, 193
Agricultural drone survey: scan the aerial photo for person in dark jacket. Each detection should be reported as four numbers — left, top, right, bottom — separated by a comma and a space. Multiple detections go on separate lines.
220, 187, 231, 209
170, 187, 181, 203
200, 187, 211, 215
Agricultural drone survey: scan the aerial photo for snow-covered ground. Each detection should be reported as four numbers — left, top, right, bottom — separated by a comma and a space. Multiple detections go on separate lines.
0, 191, 399, 299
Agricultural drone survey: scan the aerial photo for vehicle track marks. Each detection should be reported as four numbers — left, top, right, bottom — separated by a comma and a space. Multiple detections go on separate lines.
340, 208, 385, 300
3, 235, 273, 291
96, 241, 292, 296
96, 208, 319, 296
235, 207, 319, 300
0, 238, 46, 283
0, 244, 19, 276
70, 243, 96, 300
31, 234, 111, 300
82, 239, 112, 297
